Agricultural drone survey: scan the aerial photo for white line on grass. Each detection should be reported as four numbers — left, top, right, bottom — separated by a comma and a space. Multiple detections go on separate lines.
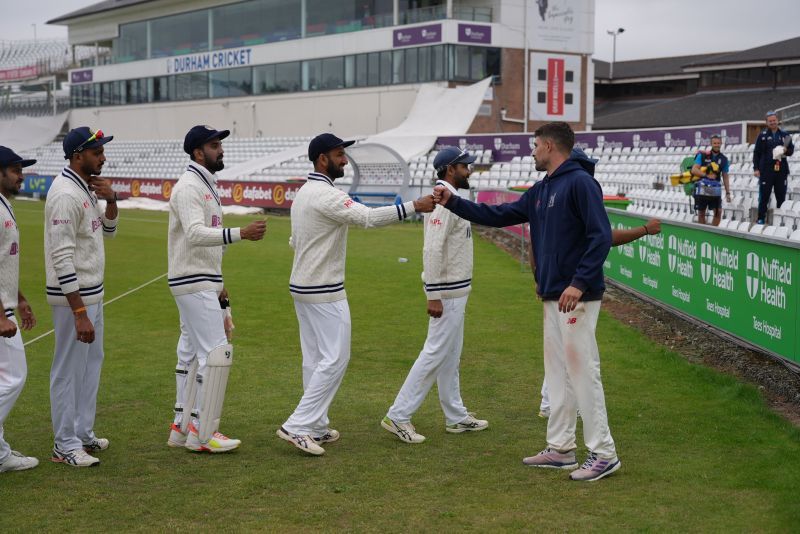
23, 273, 167, 347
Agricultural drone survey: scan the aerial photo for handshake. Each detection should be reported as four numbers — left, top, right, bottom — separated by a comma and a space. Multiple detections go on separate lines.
413, 186, 451, 213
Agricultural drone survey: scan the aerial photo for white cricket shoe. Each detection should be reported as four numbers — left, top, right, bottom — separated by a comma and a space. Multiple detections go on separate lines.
51, 446, 100, 467
312, 429, 340, 444
277, 427, 325, 456
185, 423, 241, 453
446, 414, 488, 433
0, 451, 39, 472
83, 437, 109, 453
167, 423, 187, 448
381, 416, 426, 443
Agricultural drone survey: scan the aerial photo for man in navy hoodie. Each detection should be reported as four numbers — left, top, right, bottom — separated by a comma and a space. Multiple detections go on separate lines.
433, 122, 620, 482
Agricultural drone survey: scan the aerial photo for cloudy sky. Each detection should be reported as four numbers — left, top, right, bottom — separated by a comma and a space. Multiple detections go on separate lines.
3, 0, 800, 61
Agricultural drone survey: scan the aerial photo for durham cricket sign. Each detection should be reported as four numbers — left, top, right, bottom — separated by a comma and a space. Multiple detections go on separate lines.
605, 210, 798, 363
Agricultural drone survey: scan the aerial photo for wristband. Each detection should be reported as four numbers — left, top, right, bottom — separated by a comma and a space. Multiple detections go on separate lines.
73, 306, 87, 315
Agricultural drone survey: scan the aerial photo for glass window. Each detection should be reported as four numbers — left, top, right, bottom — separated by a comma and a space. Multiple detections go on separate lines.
306, 0, 393, 36
212, 0, 301, 49
486, 48, 501, 78
344, 56, 356, 88
379, 51, 392, 85
565, 93, 573, 105
538, 69, 546, 81
276, 61, 301, 92
305, 59, 322, 90
253, 64, 276, 94
432, 45, 445, 80
355, 54, 368, 87
537, 91, 546, 103
453, 45, 470, 80
368, 52, 380, 86
399, 0, 446, 24
150, 10, 209, 58
125, 78, 148, 104
404, 47, 418, 83
392, 49, 404, 84
418, 46, 431, 82
565, 70, 574, 82
321, 57, 344, 89
470, 47, 485, 80
153, 76, 175, 101
114, 21, 147, 62
176, 72, 209, 100
210, 68, 252, 98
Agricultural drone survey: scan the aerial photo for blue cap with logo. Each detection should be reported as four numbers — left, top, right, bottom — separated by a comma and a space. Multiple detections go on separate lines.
63, 126, 113, 159
308, 133, 355, 162
183, 125, 230, 155
0, 146, 36, 168
433, 146, 477, 172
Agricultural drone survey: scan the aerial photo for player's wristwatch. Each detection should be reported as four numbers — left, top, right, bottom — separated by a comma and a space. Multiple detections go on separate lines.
219, 297, 230, 309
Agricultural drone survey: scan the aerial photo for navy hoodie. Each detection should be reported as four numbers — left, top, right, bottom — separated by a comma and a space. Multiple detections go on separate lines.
444, 151, 612, 301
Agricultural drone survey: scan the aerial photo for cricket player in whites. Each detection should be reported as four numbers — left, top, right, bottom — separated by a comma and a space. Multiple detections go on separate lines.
0, 147, 38, 473
167, 125, 266, 453
277, 133, 435, 456
47, 127, 118, 468
382, 147, 488, 443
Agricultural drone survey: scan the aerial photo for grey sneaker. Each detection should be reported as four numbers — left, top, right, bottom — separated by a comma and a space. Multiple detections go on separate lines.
522, 448, 578, 469
569, 452, 621, 482
51, 446, 100, 467
446, 414, 488, 433
381, 416, 425, 443
0, 451, 39, 472
83, 437, 109, 453
277, 427, 325, 456
312, 429, 340, 444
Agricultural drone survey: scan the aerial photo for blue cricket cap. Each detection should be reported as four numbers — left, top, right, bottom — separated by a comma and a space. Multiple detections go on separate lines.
433, 146, 476, 172
0, 146, 36, 168
63, 126, 113, 159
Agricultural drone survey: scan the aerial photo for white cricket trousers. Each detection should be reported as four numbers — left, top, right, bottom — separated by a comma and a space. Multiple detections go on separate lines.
387, 296, 470, 425
50, 303, 104, 451
542, 300, 616, 459
173, 291, 227, 431
283, 299, 351, 436
0, 316, 26, 463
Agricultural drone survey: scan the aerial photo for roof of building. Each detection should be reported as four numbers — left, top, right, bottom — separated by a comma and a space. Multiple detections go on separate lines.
48, 0, 157, 24
683, 36, 800, 69
594, 53, 719, 80
592, 87, 800, 129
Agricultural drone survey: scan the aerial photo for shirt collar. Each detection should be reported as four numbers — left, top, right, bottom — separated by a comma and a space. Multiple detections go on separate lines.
435, 179, 458, 194
307, 172, 334, 187
188, 162, 217, 184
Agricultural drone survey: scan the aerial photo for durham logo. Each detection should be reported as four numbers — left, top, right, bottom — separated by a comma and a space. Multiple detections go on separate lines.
701, 242, 712, 284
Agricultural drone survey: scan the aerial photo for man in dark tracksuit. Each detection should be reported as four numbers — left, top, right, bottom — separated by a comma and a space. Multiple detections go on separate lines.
753, 111, 795, 223
433, 122, 620, 482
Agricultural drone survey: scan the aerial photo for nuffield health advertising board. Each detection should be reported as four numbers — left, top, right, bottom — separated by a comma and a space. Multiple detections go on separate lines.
605, 211, 798, 363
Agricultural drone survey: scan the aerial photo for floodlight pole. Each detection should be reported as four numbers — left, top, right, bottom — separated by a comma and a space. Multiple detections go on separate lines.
607, 28, 624, 80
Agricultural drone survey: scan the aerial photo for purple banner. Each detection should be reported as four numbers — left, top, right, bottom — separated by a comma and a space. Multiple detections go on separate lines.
436, 123, 743, 162
70, 69, 93, 84
458, 23, 492, 45
393, 24, 442, 47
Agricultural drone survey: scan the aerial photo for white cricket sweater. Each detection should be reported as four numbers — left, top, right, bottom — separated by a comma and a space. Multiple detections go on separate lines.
422, 181, 473, 300
289, 172, 416, 303
44, 167, 118, 306
168, 163, 242, 296
0, 193, 19, 317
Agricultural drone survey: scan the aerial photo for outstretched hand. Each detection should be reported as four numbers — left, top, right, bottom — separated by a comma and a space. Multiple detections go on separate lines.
644, 219, 661, 236
413, 195, 436, 213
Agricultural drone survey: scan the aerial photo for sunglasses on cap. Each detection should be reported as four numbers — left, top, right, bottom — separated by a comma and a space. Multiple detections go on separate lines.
74, 130, 105, 154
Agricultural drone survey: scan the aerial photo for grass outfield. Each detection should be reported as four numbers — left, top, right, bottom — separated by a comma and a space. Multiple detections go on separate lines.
3, 199, 799, 532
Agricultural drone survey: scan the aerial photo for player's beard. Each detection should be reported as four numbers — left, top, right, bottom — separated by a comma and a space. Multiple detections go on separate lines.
207, 156, 225, 173
326, 159, 344, 179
